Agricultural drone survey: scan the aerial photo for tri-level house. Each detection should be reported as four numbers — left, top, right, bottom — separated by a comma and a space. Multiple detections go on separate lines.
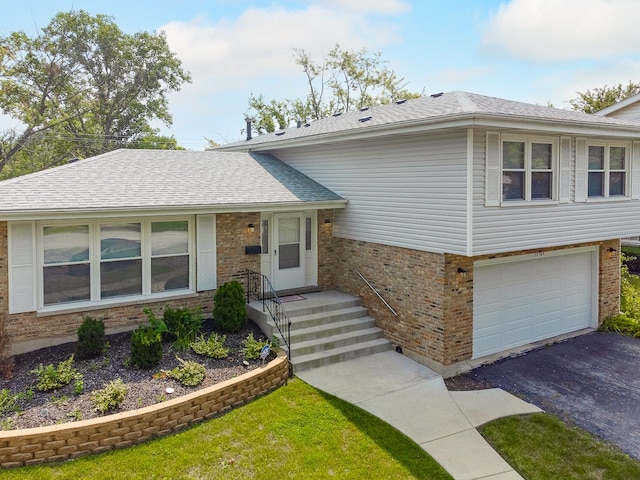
1, 91, 640, 376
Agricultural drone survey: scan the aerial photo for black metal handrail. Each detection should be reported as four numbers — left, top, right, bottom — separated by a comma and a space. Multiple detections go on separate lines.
245, 270, 292, 364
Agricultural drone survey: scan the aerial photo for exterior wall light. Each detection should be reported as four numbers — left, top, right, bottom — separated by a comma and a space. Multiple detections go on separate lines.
248, 223, 255, 233
324, 219, 332, 225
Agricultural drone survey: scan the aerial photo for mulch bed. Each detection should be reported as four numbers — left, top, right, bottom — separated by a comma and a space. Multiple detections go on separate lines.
0, 320, 273, 430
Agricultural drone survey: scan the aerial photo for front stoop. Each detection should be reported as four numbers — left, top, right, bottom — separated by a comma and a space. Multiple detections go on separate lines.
247, 291, 392, 372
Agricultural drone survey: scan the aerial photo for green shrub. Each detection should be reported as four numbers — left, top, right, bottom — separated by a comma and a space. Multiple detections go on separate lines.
0, 389, 21, 415
164, 357, 206, 386
31, 355, 82, 392
242, 333, 271, 361
130, 326, 164, 369
213, 281, 247, 333
91, 379, 129, 413
600, 314, 640, 337
76, 316, 107, 360
191, 333, 229, 359
130, 310, 169, 369
162, 305, 203, 351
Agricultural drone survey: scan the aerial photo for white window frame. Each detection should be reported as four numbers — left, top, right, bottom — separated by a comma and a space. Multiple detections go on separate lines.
500, 135, 559, 205
37, 216, 195, 312
586, 141, 631, 200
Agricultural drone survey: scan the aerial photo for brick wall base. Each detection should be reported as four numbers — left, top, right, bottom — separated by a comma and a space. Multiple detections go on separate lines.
0, 352, 289, 469
331, 237, 620, 376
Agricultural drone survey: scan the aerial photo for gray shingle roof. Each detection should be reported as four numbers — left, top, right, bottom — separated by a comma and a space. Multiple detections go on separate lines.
0, 149, 345, 215
222, 91, 640, 149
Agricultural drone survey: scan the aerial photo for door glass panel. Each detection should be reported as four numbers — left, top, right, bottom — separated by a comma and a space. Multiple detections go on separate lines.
278, 218, 300, 243
279, 243, 300, 269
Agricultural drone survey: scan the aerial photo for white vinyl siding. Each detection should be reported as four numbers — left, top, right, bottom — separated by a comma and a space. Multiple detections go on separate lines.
196, 214, 216, 291
273, 132, 469, 255
8, 222, 36, 313
473, 131, 640, 254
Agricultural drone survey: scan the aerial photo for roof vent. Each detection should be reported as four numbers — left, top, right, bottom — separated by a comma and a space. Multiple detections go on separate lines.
67, 157, 79, 164
430, 92, 444, 98
332, 112, 342, 117
304, 122, 311, 127
244, 116, 253, 141
359, 106, 370, 111
395, 99, 407, 105
297, 120, 302, 128
275, 131, 286, 136
358, 116, 372, 123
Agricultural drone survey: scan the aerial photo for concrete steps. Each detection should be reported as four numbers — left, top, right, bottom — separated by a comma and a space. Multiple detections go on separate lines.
248, 291, 392, 373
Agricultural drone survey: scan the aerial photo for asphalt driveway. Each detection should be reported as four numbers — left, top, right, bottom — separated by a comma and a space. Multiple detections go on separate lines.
468, 331, 640, 459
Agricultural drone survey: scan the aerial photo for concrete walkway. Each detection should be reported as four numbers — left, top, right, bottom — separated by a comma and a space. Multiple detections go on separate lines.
297, 351, 541, 480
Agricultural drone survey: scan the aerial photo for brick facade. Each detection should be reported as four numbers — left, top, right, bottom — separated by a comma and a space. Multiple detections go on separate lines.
331, 237, 620, 374
0, 352, 289, 469
0, 213, 264, 361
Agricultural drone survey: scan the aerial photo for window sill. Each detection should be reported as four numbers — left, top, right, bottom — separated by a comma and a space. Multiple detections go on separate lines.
500, 199, 559, 207
585, 196, 631, 203
36, 290, 199, 318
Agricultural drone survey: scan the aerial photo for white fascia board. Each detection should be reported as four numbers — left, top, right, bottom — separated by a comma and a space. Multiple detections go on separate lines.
0, 199, 349, 221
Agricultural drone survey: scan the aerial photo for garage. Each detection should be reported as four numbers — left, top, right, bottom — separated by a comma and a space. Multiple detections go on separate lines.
473, 248, 596, 359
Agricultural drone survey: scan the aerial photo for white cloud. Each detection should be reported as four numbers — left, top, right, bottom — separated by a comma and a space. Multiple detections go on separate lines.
309, 0, 410, 15
481, 0, 640, 63
157, 3, 407, 146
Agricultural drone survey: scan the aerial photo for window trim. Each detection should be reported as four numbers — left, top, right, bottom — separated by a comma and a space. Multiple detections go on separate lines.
500, 135, 559, 205
37, 216, 195, 312
586, 141, 631, 200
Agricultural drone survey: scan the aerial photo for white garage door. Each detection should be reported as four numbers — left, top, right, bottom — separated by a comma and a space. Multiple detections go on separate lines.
473, 249, 595, 359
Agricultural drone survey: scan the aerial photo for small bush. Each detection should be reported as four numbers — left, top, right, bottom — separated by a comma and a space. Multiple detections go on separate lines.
162, 305, 203, 351
164, 357, 206, 386
130, 326, 164, 369
31, 355, 82, 392
600, 314, 640, 337
76, 316, 107, 360
242, 333, 271, 360
191, 333, 229, 359
213, 281, 247, 333
91, 379, 129, 413
0, 389, 21, 415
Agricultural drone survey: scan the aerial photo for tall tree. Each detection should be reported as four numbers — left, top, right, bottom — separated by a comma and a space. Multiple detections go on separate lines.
246, 44, 422, 135
569, 81, 640, 114
0, 10, 191, 178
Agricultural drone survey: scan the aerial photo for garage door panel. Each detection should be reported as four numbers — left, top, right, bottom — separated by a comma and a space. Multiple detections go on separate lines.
473, 250, 593, 359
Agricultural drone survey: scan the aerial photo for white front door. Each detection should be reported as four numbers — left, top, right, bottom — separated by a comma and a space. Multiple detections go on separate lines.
272, 213, 305, 291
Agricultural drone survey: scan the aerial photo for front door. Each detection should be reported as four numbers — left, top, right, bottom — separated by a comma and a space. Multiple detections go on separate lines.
272, 213, 305, 291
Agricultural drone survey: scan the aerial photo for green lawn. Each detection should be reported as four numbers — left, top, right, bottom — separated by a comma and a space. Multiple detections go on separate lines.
481, 413, 640, 480
2, 379, 451, 480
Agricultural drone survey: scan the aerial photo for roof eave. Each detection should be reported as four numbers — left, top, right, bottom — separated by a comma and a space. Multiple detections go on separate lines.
225, 113, 640, 152
0, 199, 348, 221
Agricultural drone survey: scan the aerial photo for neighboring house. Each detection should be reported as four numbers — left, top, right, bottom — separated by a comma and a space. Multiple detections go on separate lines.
596, 93, 640, 121
219, 91, 640, 375
2, 91, 640, 377
0, 150, 346, 359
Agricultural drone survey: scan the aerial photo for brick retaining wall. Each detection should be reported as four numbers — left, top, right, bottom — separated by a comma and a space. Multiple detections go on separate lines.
0, 352, 289, 469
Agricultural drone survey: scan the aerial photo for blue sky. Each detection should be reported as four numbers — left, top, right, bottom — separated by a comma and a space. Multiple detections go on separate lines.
1, 0, 640, 149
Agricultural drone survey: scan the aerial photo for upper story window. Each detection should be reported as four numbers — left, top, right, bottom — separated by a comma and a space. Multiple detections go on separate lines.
502, 137, 557, 202
588, 144, 628, 198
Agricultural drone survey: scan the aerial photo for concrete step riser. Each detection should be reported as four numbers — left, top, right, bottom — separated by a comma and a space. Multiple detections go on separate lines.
288, 307, 369, 331
288, 318, 377, 343
291, 329, 385, 356
292, 341, 393, 372
285, 299, 362, 318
